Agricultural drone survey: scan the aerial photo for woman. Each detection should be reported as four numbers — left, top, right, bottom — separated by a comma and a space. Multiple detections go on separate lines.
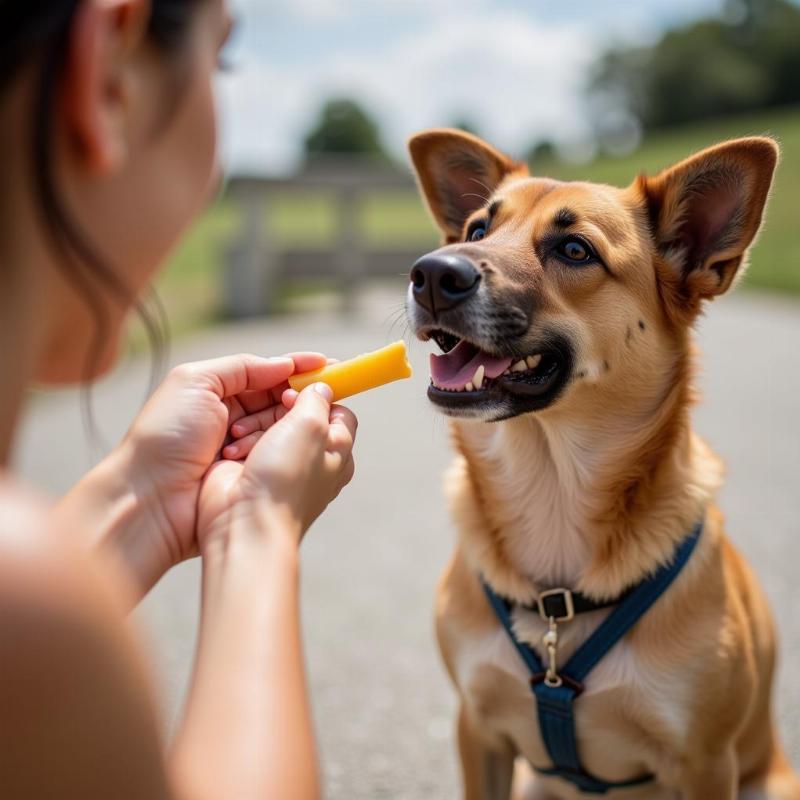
0, 1, 356, 798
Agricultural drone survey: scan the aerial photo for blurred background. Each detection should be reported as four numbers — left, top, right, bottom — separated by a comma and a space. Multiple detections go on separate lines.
14, 1, 800, 797
153, 0, 800, 333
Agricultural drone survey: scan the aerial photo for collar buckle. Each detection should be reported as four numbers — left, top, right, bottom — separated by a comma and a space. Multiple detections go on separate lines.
537, 588, 575, 623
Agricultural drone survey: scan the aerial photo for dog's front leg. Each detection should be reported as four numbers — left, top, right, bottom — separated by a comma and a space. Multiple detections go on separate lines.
680, 748, 737, 800
457, 704, 515, 800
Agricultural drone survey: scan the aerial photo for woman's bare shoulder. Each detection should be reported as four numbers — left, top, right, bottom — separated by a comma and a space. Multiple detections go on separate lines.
0, 473, 173, 798
0, 471, 136, 641
0, 473, 50, 545
0, 473, 81, 590
0, 474, 141, 633
0, 476, 70, 599
0, 472, 110, 645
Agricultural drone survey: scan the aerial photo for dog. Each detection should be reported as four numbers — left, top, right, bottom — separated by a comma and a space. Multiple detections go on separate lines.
405, 128, 800, 799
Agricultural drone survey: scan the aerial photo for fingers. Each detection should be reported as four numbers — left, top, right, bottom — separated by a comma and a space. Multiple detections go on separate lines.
323, 406, 358, 483
230, 403, 290, 440
231, 393, 353, 442
233, 393, 352, 443
169, 352, 329, 402
282, 388, 299, 409
223, 430, 264, 461
287, 384, 334, 451
242, 382, 333, 463
228, 384, 357, 512
341, 453, 356, 489
170, 354, 296, 399
286, 351, 328, 374
235, 354, 331, 417
236, 386, 289, 417
324, 451, 356, 496
281, 355, 337, 411
329, 405, 358, 445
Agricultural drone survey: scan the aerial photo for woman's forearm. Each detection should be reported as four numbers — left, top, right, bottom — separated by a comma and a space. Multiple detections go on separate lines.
170, 520, 320, 800
55, 443, 171, 606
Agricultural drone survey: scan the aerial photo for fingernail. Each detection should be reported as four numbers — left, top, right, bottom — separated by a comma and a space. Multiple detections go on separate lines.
231, 424, 243, 437
225, 444, 239, 458
313, 382, 333, 401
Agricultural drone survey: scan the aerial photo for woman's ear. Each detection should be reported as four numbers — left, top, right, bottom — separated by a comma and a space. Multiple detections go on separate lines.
64, 0, 152, 175
408, 129, 524, 243
637, 137, 778, 304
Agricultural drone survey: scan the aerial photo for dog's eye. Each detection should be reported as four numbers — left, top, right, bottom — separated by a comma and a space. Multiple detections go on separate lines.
468, 224, 487, 242
556, 237, 594, 264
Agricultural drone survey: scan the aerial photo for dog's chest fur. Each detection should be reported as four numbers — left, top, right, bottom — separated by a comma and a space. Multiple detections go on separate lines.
441, 417, 713, 795
447, 415, 616, 591
465, 417, 596, 585
451, 607, 691, 796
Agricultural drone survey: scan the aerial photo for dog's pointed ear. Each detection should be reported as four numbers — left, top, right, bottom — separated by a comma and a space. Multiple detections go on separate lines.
408, 129, 524, 243
637, 137, 778, 307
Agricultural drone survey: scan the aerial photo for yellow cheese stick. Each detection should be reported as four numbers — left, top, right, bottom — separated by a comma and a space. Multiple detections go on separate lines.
288, 340, 412, 402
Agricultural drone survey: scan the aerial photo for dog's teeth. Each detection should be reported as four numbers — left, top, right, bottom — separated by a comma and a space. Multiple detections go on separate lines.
512, 360, 527, 372
526, 354, 542, 369
472, 365, 485, 390
465, 382, 474, 392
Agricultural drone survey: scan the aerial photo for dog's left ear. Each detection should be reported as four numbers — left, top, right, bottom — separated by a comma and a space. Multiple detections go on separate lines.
637, 137, 778, 304
408, 129, 524, 243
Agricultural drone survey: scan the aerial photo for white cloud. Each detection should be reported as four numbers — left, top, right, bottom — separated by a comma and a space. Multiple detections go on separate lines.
218, 0, 741, 174
216, 66, 308, 174
237, 0, 346, 23
218, 8, 598, 174
331, 12, 599, 153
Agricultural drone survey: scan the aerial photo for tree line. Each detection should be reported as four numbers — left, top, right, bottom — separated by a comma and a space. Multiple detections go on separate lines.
302, 0, 800, 165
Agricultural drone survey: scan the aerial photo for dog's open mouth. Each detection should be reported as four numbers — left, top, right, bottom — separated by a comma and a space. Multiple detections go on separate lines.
424, 329, 571, 419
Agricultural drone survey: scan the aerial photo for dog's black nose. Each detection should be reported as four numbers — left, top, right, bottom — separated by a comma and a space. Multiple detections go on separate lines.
410, 253, 481, 314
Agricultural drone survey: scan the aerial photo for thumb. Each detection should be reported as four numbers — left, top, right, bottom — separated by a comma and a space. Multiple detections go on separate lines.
284, 383, 333, 445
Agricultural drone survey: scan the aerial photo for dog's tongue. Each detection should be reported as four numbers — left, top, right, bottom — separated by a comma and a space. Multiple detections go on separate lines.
430, 340, 513, 389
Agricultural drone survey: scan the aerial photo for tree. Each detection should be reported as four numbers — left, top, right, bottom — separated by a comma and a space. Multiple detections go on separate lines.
527, 140, 558, 168
590, 0, 800, 130
303, 98, 388, 162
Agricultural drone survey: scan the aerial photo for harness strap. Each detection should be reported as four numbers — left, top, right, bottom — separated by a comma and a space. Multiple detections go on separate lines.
481, 519, 703, 795
565, 522, 703, 682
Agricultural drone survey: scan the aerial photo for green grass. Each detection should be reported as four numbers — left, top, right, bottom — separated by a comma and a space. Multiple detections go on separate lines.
156, 106, 800, 335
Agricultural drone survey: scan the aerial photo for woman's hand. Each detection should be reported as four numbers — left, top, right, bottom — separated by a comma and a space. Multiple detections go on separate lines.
121, 352, 348, 560
197, 383, 357, 553
171, 383, 356, 800
59, 351, 357, 599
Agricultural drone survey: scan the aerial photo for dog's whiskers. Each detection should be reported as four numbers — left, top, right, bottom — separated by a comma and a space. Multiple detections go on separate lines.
460, 192, 489, 204
468, 176, 494, 203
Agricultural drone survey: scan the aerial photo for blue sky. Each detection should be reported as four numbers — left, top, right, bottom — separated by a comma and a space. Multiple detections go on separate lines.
218, 0, 730, 174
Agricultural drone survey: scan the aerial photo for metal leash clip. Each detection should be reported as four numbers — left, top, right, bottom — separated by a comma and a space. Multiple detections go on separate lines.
543, 617, 562, 687
536, 588, 575, 688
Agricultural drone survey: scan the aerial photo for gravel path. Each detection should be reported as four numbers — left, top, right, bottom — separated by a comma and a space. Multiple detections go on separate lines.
12, 290, 800, 798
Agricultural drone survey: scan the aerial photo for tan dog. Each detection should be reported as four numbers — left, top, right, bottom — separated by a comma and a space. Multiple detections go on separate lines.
405, 129, 800, 799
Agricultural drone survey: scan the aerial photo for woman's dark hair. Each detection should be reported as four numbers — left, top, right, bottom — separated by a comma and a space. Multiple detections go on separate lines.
1, 0, 200, 433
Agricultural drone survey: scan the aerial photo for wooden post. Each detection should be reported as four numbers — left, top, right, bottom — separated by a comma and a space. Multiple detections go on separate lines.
335, 184, 364, 315
223, 180, 279, 318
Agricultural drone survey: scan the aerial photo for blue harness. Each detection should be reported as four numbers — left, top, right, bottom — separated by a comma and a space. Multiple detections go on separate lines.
481, 521, 703, 795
